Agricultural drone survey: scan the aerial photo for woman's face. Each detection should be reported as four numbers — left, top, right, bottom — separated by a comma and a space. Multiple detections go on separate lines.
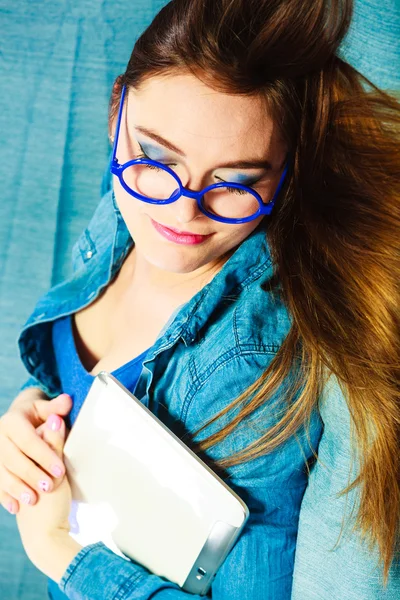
112, 73, 287, 274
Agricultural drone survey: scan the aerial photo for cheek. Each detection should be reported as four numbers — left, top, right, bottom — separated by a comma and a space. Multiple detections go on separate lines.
113, 178, 144, 221
225, 217, 264, 248
114, 176, 263, 261
113, 176, 173, 224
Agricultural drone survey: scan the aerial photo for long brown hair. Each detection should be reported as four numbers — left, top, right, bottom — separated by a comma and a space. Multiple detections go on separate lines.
110, 0, 400, 579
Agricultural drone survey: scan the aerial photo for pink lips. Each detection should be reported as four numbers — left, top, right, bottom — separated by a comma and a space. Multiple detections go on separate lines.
151, 219, 213, 245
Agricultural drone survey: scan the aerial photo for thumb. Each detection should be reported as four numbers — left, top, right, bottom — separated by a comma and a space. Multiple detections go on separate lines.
41, 414, 67, 459
34, 394, 72, 424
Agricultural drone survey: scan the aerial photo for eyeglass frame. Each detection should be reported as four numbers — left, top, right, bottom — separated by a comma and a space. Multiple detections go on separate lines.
110, 85, 288, 224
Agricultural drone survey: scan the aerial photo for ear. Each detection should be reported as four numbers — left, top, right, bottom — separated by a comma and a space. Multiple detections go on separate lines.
109, 75, 124, 142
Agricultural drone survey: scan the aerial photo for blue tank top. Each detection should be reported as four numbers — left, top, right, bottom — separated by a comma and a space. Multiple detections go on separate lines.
52, 315, 149, 427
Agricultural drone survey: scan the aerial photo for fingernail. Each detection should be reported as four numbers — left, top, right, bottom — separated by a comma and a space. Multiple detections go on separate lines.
7, 502, 15, 514
20, 493, 31, 505
51, 465, 63, 478
38, 480, 50, 492
47, 414, 62, 432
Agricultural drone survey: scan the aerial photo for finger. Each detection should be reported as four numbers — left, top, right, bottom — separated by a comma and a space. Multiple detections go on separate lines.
42, 415, 66, 459
35, 422, 46, 437
0, 416, 65, 480
8, 393, 72, 430
36, 420, 70, 441
0, 436, 55, 494
0, 491, 19, 515
0, 464, 38, 507
33, 394, 72, 423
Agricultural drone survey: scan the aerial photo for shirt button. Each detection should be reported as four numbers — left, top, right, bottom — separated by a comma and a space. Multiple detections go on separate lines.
86, 250, 93, 259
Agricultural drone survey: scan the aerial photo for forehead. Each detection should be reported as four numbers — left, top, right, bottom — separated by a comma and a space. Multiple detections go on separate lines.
126, 73, 280, 159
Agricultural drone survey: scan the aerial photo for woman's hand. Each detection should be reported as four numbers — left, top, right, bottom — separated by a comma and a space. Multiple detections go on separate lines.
16, 414, 82, 582
0, 387, 72, 514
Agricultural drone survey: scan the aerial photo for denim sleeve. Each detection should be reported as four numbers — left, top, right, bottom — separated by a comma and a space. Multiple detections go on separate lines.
60, 496, 298, 600
60, 543, 198, 599
20, 375, 52, 398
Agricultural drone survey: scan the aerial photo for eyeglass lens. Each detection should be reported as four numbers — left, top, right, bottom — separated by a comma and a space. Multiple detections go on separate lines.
121, 163, 261, 219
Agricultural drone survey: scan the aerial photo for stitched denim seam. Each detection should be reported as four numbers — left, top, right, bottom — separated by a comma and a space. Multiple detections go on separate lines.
195, 345, 276, 386
238, 255, 272, 290
233, 306, 240, 349
188, 353, 199, 389
113, 571, 145, 600
62, 543, 104, 591
181, 347, 276, 424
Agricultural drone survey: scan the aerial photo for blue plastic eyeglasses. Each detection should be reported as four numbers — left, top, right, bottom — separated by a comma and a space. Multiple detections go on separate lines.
110, 85, 288, 224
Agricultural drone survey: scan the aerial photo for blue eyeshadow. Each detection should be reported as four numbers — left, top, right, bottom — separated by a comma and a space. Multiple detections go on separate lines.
224, 173, 256, 185
138, 141, 169, 160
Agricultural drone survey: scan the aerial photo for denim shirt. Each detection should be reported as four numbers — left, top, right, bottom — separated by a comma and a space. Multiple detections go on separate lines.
18, 189, 323, 599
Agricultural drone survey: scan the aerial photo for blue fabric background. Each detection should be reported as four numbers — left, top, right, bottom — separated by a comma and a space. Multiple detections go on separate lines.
0, 1, 398, 598
0, 2, 169, 597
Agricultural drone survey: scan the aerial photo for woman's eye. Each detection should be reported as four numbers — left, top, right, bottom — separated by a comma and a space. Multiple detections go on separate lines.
136, 154, 160, 171
136, 152, 162, 170
136, 151, 176, 172
225, 186, 250, 196
145, 163, 164, 172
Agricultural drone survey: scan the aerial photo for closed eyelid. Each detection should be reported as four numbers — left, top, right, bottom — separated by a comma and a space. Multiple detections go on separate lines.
215, 174, 254, 185
137, 139, 168, 156
135, 138, 277, 184
134, 127, 184, 156
133, 127, 279, 169
215, 170, 269, 185
136, 139, 179, 164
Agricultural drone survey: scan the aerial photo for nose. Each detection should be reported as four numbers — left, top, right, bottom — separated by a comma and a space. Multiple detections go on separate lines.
170, 191, 203, 225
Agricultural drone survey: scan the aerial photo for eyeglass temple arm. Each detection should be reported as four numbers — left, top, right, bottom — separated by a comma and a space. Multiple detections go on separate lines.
111, 85, 127, 164
271, 162, 289, 204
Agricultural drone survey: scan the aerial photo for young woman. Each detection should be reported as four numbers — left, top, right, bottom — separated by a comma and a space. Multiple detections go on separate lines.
0, 1, 399, 598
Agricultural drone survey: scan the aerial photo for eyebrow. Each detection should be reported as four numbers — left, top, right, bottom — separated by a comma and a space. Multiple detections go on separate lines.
134, 126, 273, 171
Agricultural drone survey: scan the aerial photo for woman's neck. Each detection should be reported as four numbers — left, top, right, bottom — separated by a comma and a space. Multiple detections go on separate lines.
122, 246, 229, 306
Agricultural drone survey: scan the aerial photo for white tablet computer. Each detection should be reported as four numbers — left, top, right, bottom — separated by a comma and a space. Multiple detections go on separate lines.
63, 372, 249, 595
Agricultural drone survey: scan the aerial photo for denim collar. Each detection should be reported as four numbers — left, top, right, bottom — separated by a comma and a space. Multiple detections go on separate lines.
21, 192, 274, 349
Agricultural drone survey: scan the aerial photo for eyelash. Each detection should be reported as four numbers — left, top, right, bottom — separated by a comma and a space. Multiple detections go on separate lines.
136, 143, 178, 171
135, 151, 166, 172
225, 186, 250, 196
136, 155, 163, 172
